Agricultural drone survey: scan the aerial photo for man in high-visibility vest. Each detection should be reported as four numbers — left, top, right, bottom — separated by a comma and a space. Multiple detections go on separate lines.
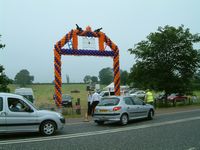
145, 89, 154, 105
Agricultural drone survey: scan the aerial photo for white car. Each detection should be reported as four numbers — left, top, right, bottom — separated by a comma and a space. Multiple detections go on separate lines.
129, 90, 146, 99
0, 93, 65, 136
99, 91, 115, 97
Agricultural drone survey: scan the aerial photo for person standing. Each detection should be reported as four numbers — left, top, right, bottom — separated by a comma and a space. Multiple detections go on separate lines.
87, 91, 93, 116
91, 90, 101, 115
145, 89, 154, 105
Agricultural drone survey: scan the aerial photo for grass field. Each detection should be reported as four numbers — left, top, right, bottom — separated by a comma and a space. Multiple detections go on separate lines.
9, 84, 90, 109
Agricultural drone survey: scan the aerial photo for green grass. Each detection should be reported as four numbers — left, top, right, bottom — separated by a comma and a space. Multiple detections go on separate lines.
8, 83, 106, 110
9, 84, 89, 109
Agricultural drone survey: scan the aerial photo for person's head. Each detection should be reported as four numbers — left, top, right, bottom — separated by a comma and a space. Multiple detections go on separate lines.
11, 99, 18, 106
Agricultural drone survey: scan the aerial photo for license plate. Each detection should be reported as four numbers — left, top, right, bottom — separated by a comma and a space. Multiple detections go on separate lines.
100, 109, 108, 112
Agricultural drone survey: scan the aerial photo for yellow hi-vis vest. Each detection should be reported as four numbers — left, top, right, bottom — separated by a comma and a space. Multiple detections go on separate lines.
146, 91, 154, 102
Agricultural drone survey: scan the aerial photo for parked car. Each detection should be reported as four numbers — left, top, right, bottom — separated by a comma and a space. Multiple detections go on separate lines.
93, 96, 154, 125
155, 92, 166, 102
15, 88, 35, 103
0, 93, 65, 136
99, 91, 115, 97
167, 93, 188, 105
129, 90, 146, 100
129, 88, 139, 94
62, 94, 73, 107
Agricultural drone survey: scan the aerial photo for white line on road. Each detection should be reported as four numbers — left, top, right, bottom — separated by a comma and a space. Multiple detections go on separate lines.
156, 108, 200, 117
1, 116, 200, 145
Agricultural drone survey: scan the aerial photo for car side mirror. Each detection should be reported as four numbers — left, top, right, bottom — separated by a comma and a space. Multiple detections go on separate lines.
29, 108, 34, 113
26, 107, 34, 113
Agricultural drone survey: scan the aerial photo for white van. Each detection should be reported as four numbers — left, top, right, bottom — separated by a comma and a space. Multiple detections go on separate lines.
0, 93, 65, 136
15, 88, 35, 103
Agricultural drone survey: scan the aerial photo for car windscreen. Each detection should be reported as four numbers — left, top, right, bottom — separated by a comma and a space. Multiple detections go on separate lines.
62, 95, 71, 101
23, 95, 34, 102
23, 97, 38, 110
98, 98, 120, 106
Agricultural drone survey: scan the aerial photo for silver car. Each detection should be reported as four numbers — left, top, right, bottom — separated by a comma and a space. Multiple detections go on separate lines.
93, 96, 154, 125
0, 93, 65, 136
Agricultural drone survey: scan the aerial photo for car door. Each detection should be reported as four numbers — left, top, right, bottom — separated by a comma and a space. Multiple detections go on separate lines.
123, 97, 135, 119
132, 97, 148, 117
0, 96, 6, 132
6, 96, 38, 132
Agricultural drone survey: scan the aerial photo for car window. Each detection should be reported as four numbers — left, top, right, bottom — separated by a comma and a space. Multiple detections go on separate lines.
8, 98, 31, 112
23, 95, 34, 102
98, 98, 120, 106
104, 92, 109, 96
132, 97, 144, 105
124, 97, 134, 105
62, 95, 71, 100
0, 97, 3, 111
110, 92, 115, 95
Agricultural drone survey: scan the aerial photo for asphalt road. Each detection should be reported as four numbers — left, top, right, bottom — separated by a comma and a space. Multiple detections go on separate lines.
0, 109, 200, 150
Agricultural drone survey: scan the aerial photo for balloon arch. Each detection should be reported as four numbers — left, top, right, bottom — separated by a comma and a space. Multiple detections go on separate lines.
53, 25, 120, 106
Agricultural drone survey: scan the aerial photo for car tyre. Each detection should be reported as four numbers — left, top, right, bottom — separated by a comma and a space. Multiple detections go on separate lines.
120, 114, 129, 125
40, 120, 56, 136
95, 120, 104, 125
147, 109, 154, 120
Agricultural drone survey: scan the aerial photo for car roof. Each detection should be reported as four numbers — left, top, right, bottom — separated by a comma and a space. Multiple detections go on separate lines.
101, 95, 132, 99
0, 92, 24, 99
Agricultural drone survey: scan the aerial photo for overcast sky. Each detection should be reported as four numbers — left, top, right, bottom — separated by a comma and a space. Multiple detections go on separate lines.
0, 0, 200, 83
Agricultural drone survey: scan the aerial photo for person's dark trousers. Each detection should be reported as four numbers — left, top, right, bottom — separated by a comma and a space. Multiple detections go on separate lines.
87, 102, 92, 115
154, 100, 157, 109
91, 101, 99, 116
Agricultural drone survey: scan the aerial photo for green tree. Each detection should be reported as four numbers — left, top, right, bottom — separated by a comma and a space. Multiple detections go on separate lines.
91, 76, 98, 83
0, 35, 11, 92
14, 69, 34, 87
83, 75, 91, 83
191, 70, 200, 90
0, 65, 11, 92
128, 25, 200, 94
99, 67, 113, 85
120, 70, 129, 85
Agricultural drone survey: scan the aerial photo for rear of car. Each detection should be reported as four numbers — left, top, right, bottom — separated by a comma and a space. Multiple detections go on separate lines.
62, 94, 72, 107
14, 88, 35, 103
93, 96, 154, 125
93, 97, 122, 124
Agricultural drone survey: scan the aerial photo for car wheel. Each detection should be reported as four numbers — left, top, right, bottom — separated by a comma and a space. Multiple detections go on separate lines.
95, 120, 104, 125
120, 114, 129, 125
40, 121, 56, 136
147, 109, 154, 120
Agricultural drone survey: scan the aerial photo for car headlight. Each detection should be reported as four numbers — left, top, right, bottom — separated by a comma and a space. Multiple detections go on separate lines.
57, 113, 64, 118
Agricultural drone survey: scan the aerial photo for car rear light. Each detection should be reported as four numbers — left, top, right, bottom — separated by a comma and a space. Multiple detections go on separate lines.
113, 106, 121, 111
